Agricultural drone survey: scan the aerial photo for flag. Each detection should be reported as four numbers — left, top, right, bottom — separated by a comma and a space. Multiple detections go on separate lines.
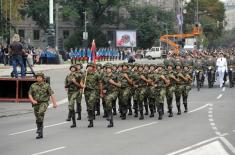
91, 39, 96, 64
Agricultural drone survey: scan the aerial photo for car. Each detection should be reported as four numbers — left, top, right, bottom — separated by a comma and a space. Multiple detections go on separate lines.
145, 47, 165, 59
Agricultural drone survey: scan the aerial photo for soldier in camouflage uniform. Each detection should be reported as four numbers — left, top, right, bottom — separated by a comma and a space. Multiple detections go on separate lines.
175, 62, 186, 115
182, 65, 192, 112
143, 64, 150, 115
132, 64, 149, 120
101, 63, 121, 127
95, 63, 103, 116
165, 63, 178, 117
75, 63, 84, 120
28, 73, 57, 139
84, 63, 102, 127
205, 54, 216, 88
154, 64, 169, 120
131, 64, 139, 117
64, 65, 83, 128
118, 62, 133, 120
111, 64, 118, 115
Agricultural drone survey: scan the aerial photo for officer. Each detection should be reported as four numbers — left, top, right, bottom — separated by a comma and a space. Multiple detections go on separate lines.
28, 73, 57, 139
101, 63, 121, 127
84, 63, 102, 127
65, 65, 83, 128
205, 54, 216, 88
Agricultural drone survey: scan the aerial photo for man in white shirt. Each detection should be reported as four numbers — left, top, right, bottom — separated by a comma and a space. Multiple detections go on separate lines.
216, 52, 228, 88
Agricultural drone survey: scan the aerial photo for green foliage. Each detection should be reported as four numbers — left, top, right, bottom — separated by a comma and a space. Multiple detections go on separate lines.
184, 0, 225, 47
123, 6, 175, 49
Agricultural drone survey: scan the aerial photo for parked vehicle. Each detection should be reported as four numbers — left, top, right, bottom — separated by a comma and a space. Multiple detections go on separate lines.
145, 47, 166, 59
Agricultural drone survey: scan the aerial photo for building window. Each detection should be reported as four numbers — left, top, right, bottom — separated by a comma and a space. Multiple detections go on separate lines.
63, 30, 70, 39
18, 29, 25, 38
33, 30, 40, 40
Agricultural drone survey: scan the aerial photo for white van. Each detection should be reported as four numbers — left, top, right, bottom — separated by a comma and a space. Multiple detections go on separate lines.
145, 47, 165, 59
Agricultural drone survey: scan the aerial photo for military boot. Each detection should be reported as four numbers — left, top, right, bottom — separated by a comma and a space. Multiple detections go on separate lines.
88, 120, 94, 128
149, 109, 154, 117
107, 111, 114, 128
66, 111, 71, 121
161, 104, 165, 115
77, 112, 81, 120
183, 103, 188, 113
158, 110, 163, 120
128, 108, 132, 115
36, 122, 43, 139
144, 105, 149, 115
177, 105, 181, 115
121, 113, 126, 120
103, 110, 108, 118
139, 110, 144, 120
70, 111, 76, 128
134, 109, 138, 117
168, 109, 173, 117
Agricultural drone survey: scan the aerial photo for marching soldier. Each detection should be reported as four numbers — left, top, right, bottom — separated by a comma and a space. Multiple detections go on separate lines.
64, 65, 83, 128
101, 63, 121, 127
118, 62, 133, 120
75, 63, 84, 120
28, 73, 57, 139
182, 64, 193, 112
84, 63, 102, 127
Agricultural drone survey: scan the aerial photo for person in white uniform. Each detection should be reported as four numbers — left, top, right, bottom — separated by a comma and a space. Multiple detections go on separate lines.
216, 52, 228, 88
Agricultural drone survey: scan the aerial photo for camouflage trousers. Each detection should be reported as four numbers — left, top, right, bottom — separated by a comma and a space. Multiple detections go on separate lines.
104, 90, 118, 112
166, 86, 175, 110
133, 87, 147, 111
76, 91, 82, 113
68, 91, 79, 111
175, 85, 184, 106
84, 89, 99, 121
119, 87, 131, 115
182, 85, 191, 104
151, 87, 165, 112
33, 102, 49, 123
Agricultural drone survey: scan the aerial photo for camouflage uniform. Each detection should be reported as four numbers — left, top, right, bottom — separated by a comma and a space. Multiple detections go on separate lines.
102, 63, 119, 127
182, 65, 192, 112
84, 63, 101, 127
132, 65, 148, 120
175, 63, 184, 115
95, 63, 103, 116
28, 73, 54, 138
118, 63, 133, 120
65, 65, 82, 127
165, 63, 177, 117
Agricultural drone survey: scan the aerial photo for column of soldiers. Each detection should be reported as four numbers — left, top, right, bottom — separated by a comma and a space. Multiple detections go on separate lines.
64, 60, 194, 128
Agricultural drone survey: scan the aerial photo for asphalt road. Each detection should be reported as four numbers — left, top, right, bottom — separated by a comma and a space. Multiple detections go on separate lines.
0, 59, 235, 155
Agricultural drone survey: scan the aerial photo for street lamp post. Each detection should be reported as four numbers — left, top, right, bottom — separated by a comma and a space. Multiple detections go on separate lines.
83, 11, 88, 47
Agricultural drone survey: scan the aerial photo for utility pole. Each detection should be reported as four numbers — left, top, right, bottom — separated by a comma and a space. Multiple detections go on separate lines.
0, 0, 3, 44
83, 11, 88, 47
55, 3, 59, 51
9, 0, 12, 43
196, 0, 199, 23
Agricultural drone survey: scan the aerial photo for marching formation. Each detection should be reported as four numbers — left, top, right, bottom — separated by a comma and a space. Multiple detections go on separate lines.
28, 49, 235, 139
64, 60, 192, 129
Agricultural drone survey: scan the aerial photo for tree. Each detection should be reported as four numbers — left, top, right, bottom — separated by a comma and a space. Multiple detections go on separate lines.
184, 0, 226, 47
123, 6, 175, 49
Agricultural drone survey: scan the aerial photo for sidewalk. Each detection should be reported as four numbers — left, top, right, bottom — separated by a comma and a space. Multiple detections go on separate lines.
0, 60, 125, 118
0, 60, 124, 77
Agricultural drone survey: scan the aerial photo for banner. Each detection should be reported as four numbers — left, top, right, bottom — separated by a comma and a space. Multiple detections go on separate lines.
116, 30, 136, 47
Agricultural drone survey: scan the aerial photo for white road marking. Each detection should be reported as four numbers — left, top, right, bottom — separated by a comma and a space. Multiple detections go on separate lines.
215, 131, 221, 135
212, 126, 218, 131
220, 137, 235, 154
208, 107, 213, 111
179, 141, 229, 155
222, 87, 226, 92
31, 146, 66, 155
167, 136, 219, 155
217, 94, 223, 99
208, 114, 213, 118
115, 122, 158, 135
233, 130, 235, 133
188, 104, 211, 113
48, 98, 68, 108
208, 118, 214, 122
9, 122, 68, 136
210, 122, 216, 126
208, 111, 213, 114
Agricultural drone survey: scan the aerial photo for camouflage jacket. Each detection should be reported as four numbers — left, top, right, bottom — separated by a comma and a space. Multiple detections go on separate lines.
65, 72, 81, 92
85, 71, 101, 90
102, 73, 119, 92
28, 82, 54, 102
